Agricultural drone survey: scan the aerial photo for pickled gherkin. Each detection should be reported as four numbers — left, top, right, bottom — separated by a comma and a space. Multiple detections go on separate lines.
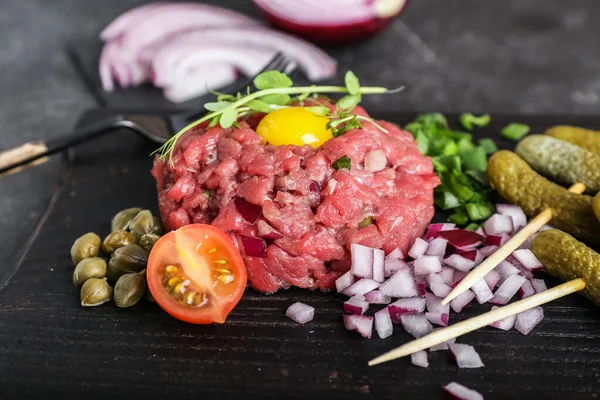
531, 229, 600, 307
546, 126, 600, 156
487, 150, 600, 245
594, 192, 600, 223
515, 135, 600, 193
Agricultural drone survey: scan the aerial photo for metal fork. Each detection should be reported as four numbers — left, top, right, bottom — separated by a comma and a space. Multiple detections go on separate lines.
0, 54, 298, 177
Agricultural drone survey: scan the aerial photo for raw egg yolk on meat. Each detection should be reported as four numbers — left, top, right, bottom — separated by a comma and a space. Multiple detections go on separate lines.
256, 107, 333, 148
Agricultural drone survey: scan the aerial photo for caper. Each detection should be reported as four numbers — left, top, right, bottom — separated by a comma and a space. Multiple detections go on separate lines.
80, 278, 112, 307
70, 232, 101, 265
138, 233, 161, 253
107, 244, 149, 282
128, 210, 163, 240
102, 230, 136, 255
114, 272, 146, 308
73, 257, 107, 286
111, 207, 142, 232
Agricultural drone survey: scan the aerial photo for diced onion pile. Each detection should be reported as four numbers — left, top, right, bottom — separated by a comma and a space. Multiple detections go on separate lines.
99, 3, 337, 103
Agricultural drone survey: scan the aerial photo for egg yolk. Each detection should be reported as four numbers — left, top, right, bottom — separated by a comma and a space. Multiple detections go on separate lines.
255, 107, 333, 148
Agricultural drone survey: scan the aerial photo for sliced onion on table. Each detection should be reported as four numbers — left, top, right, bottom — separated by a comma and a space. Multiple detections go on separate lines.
342, 278, 380, 297
162, 63, 238, 103
515, 306, 544, 335
379, 268, 418, 298
489, 275, 526, 305
448, 343, 484, 368
286, 302, 314, 324
400, 314, 433, 338
443, 382, 484, 400
411, 351, 429, 368
335, 270, 355, 293
374, 308, 393, 339
388, 298, 426, 322
450, 290, 475, 313
343, 314, 374, 338
489, 306, 517, 331
344, 296, 369, 315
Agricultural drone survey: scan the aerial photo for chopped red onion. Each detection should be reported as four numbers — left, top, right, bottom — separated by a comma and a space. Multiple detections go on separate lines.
414, 256, 443, 276
484, 213, 514, 235
351, 243, 374, 279
425, 238, 448, 257
408, 238, 429, 259
507, 255, 534, 280
439, 267, 455, 286
364, 149, 387, 172
388, 297, 427, 322
475, 227, 485, 236
444, 254, 475, 272
484, 270, 501, 290
531, 278, 547, 293
308, 180, 320, 193
489, 275, 527, 305
285, 302, 314, 324
472, 279, 494, 304
425, 223, 456, 240
496, 203, 527, 230
386, 247, 404, 260
343, 314, 373, 338
450, 290, 475, 313
411, 351, 429, 368
241, 236, 267, 258
489, 306, 517, 331
443, 382, 484, 400
344, 296, 369, 315
429, 334, 456, 351
479, 245, 498, 257
511, 249, 543, 271
256, 220, 284, 240
335, 270, 355, 293
384, 258, 409, 278
425, 312, 449, 327
428, 278, 452, 298
379, 268, 418, 298
372, 248, 385, 283
495, 260, 521, 283
364, 290, 391, 304
484, 234, 505, 247
235, 197, 262, 224
519, 280, 536, 299
448, 343, 484, 368
515, 306, 544, 335
417, 282, 427, 297
426, 293, 449, 313
374, 307, 393, 339
438, 229, 484, 251
400, 314, 433, 338
341, 278, 380, 297
452, 270, 467, 286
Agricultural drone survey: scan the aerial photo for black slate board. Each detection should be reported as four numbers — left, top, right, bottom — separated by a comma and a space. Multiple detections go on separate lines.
1, 111, 600, 400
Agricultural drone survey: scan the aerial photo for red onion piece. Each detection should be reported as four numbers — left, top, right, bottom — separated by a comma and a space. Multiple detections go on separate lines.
515, 306, 544, 335
417, 282, 427, 297
429, 280, 452, 298
484, 213, 514, 235
235, 197, 262, 224
479, 245, 498, 257
484, 234, 504, 247
351, 243, 374, 279
511, 249, 543, 271
388, 298, 426, 322
364, 290, 391, 304
163, 63, 238, 103
414, 256, 443, 276
426, 293, 450, 314
495, 260, 521, 283
425, 237, 448, 257
364, 149, 387, 173
285, 302, 314, 324
448, 343, 484, 368
372, 249, 385, 283
489, 275, 526, 305
531, 278, 547, 293
343, 314, 373, 338
452, 270, 467, 285
308, 180, 320, 193
374, 307, 393, 339
384, 258, 409, 278
496, 203, 527, 230
489, 306, 517, 331
425, 223, 456, 241
439, 266, 455, 286
443, 382, 484, 400
450, 290, 475, 313
408, 238, 429, 259
507, 255, 534, 280
411, 351, 429, 368
341, 278, 380, 297
438, 229, 484, 251
400, 313, 433, 338
257, 220, 284, 240
519, 280, 536, 299
444, 254, 475, 272
484, 270, 501, 290
335, 270, 355, 293
425, 312, 449, 327
379, 268, 418, 298
457, 249, 477, 262
386, 247, 404, 260
241, 236, 267, 258
471, 279, 494, 304
344, 296, 369, 315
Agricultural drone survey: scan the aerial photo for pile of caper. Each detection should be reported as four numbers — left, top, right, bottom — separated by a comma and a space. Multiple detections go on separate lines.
70, 208, 163, 308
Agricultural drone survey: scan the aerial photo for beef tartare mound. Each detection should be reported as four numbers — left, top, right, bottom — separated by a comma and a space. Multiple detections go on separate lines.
152, 107, 439, 293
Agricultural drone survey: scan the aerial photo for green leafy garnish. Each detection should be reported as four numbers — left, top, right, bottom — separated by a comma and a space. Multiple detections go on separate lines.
358, 216, 374, 229
253, 70, 293, 90
204, 189, 211, 198
459, 113, 491, 130
501, 123, 530, 141
332, 155, 352, 170
479, 138, 498, 154
461, 146, 487, 172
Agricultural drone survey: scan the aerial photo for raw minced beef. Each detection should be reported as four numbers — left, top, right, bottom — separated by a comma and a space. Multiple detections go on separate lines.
152, 106, 439, 293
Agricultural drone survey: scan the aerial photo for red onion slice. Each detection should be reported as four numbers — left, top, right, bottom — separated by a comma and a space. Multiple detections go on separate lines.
443, 382, 484, 400
341, 278, 380, 297
386, 247, 404, 260
425, 223, 456, 240
335, 270, 355, 293
379, 268, 418, 298
388, 298, 427, 322
484, 270, 501, 290
414, 256, 443, 276
400, 314, 433, 338
372, 248, 385, 283
425, 312, 449, 327
519, 280, 536, 299
374, 308, 393, 339
515, 306, 544, 335
489, 306, 517, 331
286, 302, 315, 324
450, 290, 475, 313
384, 258, 409, 278
411, 351, 429, 368
484, 213, 514, 235
344, 296, 369, 315
235, 197, 262, 224
425, 238, 448, 257
241, 236, 267, 258
364, 290, 391, 304
484, 234, 505, 247
471, 279, 494, 304
343, 314, 373, 338
496, 203, 527, 230
408, 238, 429, 259
257, 220, 284, 240
489, 275, 526, 305
448, 343, 484, 368
452, 270, 467, 286
511, 249, 543, 271
444, 254, 475, 272
351, 243, 374, 279
163, 63, 237, 103
438, 229, 484, 251
531, 278, 547, 293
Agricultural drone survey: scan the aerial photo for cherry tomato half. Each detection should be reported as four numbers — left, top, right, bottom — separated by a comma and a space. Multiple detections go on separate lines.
147, 224, 247, 324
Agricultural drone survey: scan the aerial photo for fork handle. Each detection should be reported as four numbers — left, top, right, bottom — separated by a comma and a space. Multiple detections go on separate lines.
0, 115, 125, 177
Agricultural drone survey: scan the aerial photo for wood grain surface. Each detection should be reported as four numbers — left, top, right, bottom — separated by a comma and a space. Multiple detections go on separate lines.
0, 112, 599, 399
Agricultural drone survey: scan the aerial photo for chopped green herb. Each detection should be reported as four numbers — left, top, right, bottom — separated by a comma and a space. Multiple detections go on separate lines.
465, 222, 480, 231
345, 71, 360, 95
449, 210, 469, 225
465, 202, 494, 221
461, 146, 488, 172
459, 113, 491, 130
204, 189, 211, 198
414, 131, 430, 154
479, 138, 498, 154
435, 189, 461, 210
253, 70, 293, 90
501, 123, 530, 141
332, 155, 352, 170
204, 101, 231, 112
219, 107, 239, 128
358, 216, 373, 229
337, 94, 361, 111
